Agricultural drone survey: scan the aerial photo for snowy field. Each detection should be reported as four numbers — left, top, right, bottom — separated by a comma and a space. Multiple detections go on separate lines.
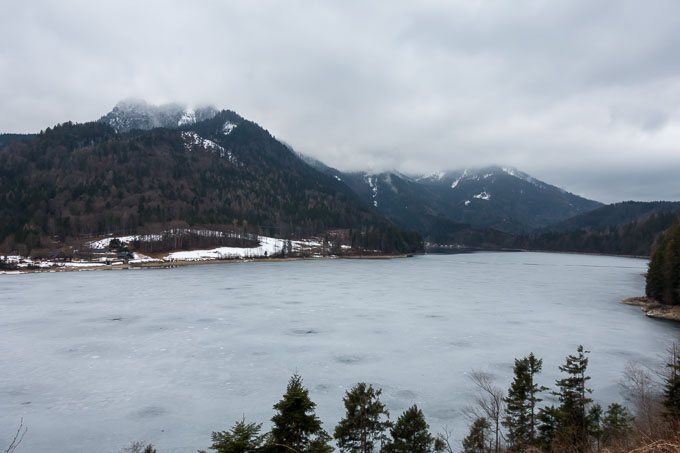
0, 234, 324, 273
1, 253, 679, 452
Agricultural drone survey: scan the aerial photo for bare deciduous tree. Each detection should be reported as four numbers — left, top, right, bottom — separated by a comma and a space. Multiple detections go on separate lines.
434, 425, 456, 453
4, 418, 27, 453
120, 441, 156, 453
621, 362, 664, 438
464, 370, 505, 453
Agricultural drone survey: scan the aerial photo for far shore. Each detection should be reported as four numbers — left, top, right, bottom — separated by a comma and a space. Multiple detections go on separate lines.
620, 297, 680, 322
1, 253, 413, 275
426, 247, 650, 259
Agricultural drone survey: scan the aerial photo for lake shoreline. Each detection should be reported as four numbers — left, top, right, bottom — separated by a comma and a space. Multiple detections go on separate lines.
0, 253, 412, 275
427, 247, 650, 259
620, 297, 680, 322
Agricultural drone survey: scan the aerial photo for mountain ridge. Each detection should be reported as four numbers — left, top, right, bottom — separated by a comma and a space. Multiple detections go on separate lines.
299, 158, 603, 235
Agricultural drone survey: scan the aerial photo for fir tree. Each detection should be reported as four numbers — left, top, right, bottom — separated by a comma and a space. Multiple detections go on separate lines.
200, 418, 266, 453
270, 374, 332, 453
333, 382, 391, 453
502, 353, 547, 451
461, 417, 491, 453
383, 405, 434, 453
554, 345, 593, 450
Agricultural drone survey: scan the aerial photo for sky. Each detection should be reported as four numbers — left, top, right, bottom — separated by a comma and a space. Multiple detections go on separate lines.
1, 1, 679, 203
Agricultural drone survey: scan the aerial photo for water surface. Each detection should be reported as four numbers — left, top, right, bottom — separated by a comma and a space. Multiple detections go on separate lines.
1, 252, 678, 452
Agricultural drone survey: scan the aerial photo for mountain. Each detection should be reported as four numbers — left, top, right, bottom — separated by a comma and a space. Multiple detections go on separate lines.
305, 165, 602, 235
414, 166, 602, 233
0, 105, 422, 255
98, 99, 219, 133
544, 201, 680, 232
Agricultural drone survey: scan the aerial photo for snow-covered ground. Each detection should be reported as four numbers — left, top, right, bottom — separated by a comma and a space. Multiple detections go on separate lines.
1, 234, 327, 273
87, 235, 161, 250
165, 237, 323, 261
1, 255, 109, 273
86, 232, 323, 262
164, 236, 285, 261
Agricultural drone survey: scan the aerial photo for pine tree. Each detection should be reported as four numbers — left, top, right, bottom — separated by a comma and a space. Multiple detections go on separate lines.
587, 403, 603, 452
536, 405, 559, 451
646, 235, 667, 301
461, 417, 491, 453
663, 343, 680, 419
667, 222, 680, 305
200, 418, 266, 453
502, 353, 547, 451
383, 405, 434, 453
270, 374, 332, 453
601, 403, 632, 449
333, 382, 391, 453
554, 345, 593, 450
646, 220, 680, 305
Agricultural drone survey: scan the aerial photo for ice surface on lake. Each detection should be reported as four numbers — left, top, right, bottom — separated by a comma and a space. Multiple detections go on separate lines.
1, 253, 678, 452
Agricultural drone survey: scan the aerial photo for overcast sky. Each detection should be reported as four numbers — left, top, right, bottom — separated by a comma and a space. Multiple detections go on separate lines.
2, 1, 679, 203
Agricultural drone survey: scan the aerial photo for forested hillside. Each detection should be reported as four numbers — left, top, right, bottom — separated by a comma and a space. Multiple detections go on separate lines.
0, 113, 422, 255
0, 133, 35, 150
513, 211, 680, 256
646, 220, 680, 305
545, 201, 680, 233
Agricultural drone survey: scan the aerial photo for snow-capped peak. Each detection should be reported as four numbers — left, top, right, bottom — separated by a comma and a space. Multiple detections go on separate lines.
500, 166, 552, 191
416, 171, 446, 182
98, 99, 218, 133
178, 108, 196, 126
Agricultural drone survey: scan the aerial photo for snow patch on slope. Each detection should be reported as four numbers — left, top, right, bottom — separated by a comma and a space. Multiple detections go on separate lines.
178, 108, 196, 126
181, 132, 238, 164
501, 166, 553, 191
223, 121, 237, 135
365, 174, 379, 207
451, 169, 468, 189
416, 171, 446, 182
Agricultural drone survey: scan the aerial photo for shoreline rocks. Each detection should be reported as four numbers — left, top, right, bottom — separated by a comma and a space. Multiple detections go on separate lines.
620, 297, 680, 322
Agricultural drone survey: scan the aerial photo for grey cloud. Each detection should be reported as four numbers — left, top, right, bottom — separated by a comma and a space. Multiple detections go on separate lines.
1, 0, 679, 202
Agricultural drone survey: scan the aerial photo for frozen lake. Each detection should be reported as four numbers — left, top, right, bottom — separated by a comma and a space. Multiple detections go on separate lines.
1, 252, 678, 452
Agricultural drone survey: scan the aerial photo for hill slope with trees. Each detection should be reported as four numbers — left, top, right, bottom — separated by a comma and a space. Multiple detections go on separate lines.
0, 112, 422, 255
545, 201, 680, 233
513, 211, 680, 256
646, 220, 680, 305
